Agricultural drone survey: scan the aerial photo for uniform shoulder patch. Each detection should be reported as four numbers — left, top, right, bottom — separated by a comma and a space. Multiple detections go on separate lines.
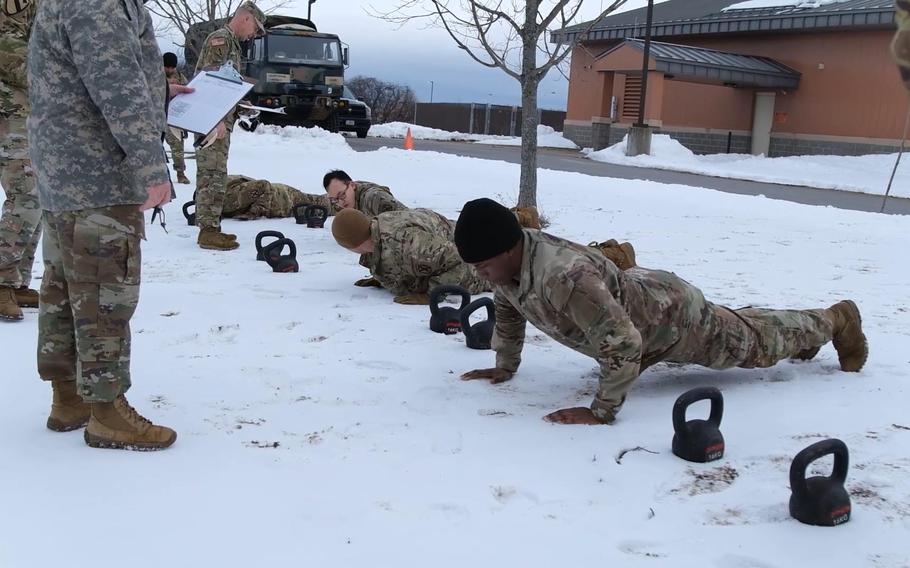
2, 0, 31, 16
210, 36, 227, 47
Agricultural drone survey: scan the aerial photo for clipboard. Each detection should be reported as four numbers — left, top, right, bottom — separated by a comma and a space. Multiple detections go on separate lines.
167, 63, 254, 137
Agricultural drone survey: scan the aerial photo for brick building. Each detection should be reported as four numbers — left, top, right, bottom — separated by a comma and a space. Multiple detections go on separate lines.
554, 0, 906, 156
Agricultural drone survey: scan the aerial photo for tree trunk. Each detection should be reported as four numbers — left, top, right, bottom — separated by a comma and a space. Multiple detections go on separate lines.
517, 3, 540, 208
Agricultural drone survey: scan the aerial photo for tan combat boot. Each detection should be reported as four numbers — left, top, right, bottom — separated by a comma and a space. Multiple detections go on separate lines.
511, 206, 541, 230
589, 239, 637, 271
84, 395, 177, 451
197, 227, 239, 251
47, 380, 92, 432
14, 286, 39, 308
0, 286, 23, 321
828, 300, 868, 372
176, 171, 190, 185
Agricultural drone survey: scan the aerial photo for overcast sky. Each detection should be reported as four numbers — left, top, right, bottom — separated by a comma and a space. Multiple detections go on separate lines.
154, 0, 666, 110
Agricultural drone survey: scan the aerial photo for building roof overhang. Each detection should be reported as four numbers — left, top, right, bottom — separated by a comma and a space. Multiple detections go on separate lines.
553, 0, 895, 44
596, 39, 802, 89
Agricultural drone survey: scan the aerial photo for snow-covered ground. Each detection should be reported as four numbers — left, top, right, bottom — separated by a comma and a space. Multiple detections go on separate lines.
587, 134, 910, 198
369, 122, 578, 149
2, 126, 909, 567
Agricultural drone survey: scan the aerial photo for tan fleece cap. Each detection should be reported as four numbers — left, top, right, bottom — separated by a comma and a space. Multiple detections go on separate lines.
332, 208, 372, 249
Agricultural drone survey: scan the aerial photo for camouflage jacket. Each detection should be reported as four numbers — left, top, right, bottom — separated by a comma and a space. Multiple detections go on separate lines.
360, 208, 489, 296
894, 0, 910, 89
353, 181, 408, 217
28, 0, 168, 211
195, 25, 241, 128
223, 174, 330, 218
0, 0, 35, 122
493, 230, 707, 423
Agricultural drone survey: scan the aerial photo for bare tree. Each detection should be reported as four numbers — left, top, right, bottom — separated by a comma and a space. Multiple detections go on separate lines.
348, 76, 418, 124
372, 0, 627, 207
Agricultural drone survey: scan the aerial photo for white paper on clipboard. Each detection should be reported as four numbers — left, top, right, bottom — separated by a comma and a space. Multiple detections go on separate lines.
167, 71, 254, 135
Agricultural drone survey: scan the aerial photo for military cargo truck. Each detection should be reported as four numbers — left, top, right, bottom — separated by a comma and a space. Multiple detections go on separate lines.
186, 15, 349, 131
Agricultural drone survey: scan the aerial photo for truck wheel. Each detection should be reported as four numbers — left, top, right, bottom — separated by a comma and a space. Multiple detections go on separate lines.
356, 129, 369, 139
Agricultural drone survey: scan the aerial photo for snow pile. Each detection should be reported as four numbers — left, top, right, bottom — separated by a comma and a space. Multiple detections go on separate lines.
474, 125, 579, 150
723, 0, 850, 10
368, 121, 500, 142
370, 122, 578, 149
249, 124, 354, 155
586, 133, 910, 197
3, 125, 910, 567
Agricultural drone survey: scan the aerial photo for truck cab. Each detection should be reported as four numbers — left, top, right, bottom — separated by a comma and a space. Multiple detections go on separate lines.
186, 15, 348, 131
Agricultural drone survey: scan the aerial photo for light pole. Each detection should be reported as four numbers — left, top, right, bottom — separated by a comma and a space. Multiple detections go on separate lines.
429, 80, 435, 103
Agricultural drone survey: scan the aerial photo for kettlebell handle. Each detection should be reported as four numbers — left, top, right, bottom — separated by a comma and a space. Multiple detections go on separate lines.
305, 204, 328, 218
672, 386, 724, 436
182, 200, 195, 219
429, 285, 471, 316
789, 438, 849, 496
263, 237, 296, 267
293, 204, 308, 223
460, 297, 494, 332
255, 230, 285, 257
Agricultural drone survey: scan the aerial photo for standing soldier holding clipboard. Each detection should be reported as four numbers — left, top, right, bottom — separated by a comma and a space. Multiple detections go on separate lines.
194, 1, 266, 251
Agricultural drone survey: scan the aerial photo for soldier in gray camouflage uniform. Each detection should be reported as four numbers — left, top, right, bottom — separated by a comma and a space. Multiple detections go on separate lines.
894, 0, 910, 89
163, 51, 190, 185
322, 169, 408, 217
28, 0, 183, 449
332, 207, 490, 304
222, 174, 331, 220
193, 1, 265, 251
0, 0, 40, 322
454, 199, 868, 425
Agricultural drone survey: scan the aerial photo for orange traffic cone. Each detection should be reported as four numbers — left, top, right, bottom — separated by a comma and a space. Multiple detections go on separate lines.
404, 127, 414, 150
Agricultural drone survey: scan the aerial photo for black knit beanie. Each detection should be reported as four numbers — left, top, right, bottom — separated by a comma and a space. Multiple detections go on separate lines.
163, 52, 179, 68
455, 198, 523, 263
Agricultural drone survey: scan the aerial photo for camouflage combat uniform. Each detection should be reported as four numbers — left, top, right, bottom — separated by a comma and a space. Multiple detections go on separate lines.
361, 208, 490, 295
193, 26, 242, 230
0, 0, 40, 289
894, 1, 910, 89
349, 180, 408, 217
493, 231, 835, 423
222, 174, 330, 219
28, 0, 168, 401
164, 68, 188, 173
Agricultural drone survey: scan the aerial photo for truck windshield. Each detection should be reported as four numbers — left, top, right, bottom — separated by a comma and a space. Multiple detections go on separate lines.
267, 35, 341, 65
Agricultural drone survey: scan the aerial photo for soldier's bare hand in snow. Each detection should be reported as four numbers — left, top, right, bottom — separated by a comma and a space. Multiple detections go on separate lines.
139, 181, 173, 211
393, 293, 429, 305
460, 368, 513, 384
354, 277, 383, 288
544, 407, 603, 425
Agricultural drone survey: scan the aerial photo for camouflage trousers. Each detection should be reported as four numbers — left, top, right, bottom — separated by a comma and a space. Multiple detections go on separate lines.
38, 205, 143, 402
165, 127, 186, 173
0, 117, 41, 288
194, 129, 232, 230
222, 179, 274, 219
658, 299, 833, 372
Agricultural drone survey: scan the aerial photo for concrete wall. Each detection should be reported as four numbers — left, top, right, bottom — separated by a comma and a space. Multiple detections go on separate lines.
562, 122, 899, 156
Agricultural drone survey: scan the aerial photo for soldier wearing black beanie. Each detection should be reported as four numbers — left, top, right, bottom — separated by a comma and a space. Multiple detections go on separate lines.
454, 198, 524, 264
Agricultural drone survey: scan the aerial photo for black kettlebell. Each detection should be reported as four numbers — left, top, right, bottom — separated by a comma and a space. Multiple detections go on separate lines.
789, 438, 851, 526
255, 230, 284, 262
460, 297, 495, 350
182, 201, 196, 226
293, 204, 309, 225
428, 285, 471, 334
263, 238, 299, 273
671, 387, 725, 463
305, 205, 328, 228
